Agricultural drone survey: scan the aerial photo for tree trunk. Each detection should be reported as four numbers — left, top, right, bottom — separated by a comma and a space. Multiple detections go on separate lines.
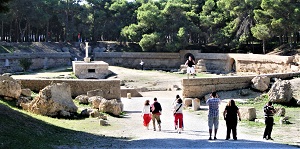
46, 20, 49, 42
262, 39, 266, 54
1, 21, 3, 41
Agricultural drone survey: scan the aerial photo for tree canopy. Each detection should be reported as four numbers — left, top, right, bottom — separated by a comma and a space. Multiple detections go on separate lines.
0, 0, 300, 53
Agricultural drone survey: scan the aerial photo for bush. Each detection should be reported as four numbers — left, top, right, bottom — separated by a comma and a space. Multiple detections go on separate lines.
19, 58, 32, 71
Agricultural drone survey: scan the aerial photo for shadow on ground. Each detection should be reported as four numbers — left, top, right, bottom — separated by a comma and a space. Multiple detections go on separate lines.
0, 100, 297, 149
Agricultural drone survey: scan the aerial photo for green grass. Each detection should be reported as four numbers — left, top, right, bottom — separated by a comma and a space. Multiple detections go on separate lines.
236, 94, 300, 129
0, 98, 126, 148
0, 45, 14, 53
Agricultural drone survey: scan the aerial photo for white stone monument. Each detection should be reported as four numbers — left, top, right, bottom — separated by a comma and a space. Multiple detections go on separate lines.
72, 42, 110, 79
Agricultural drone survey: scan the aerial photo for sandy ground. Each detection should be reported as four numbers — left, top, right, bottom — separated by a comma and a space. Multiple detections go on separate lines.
11, 66, 300, 148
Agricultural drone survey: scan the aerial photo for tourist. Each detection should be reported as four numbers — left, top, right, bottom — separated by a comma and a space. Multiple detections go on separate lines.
141, 100, 151, 130
206, 91, 221, 140
150, 97, 162, 131
185, 56, 196, 78
172, 95, 184, 130
263, 101, 276, 140
173, 98, 184, 134
140, 60, 144, 70
223, 99, 241, 140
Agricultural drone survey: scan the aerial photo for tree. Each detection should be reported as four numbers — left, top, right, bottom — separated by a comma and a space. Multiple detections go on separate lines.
0, 0, 11, 13
251, 24, 271, 54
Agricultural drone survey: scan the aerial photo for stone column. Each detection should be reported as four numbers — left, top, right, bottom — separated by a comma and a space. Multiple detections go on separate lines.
84, 42, 91, 63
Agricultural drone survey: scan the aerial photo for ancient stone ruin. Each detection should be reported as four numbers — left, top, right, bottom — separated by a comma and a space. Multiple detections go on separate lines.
23, 82, 78, 117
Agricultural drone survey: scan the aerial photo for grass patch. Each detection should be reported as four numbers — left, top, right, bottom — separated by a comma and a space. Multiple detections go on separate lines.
0, 97, 126, 148
236, 94, 300, 132
0, 45, 14, 53
0, 99, 81, 148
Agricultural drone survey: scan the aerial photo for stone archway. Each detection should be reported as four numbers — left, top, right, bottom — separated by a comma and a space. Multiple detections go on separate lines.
229, 58, 236, 72
183, 53, 195, 64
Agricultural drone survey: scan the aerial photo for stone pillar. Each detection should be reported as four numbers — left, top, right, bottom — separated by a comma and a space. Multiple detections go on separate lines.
43, 57, 48, 69
5, 59, 9, 67
192, 98, 200, 111
85, 42, 89, 58
127, 93, 131, 99
84, 42, 91, 63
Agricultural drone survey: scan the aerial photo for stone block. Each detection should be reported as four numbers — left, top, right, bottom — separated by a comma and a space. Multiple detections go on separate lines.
127, 93, 131, 99
192, 98, 200, 111
239, 107, 256, 121
87, 89, 104, 97
21, 88, 32, 97
100, 119, 108, 126
184, 98, 193, 107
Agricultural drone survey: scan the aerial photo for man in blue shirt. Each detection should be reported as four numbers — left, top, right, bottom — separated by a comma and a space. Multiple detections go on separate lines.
206, 91, 221, 140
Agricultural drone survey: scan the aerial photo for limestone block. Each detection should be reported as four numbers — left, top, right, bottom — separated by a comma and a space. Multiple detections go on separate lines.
192, 98, 200, 111
87, 89, 104, 97
251, 76, 270, 92
99, 99, 123, 116
90, 110, 100, 118
268, 79, 293, 103
239, 107, 256, 121
184, 98, 193, 107
27, 82, 78, 116
0, 76, 22, 99
21, 88, 32, 97
75, 95, 90, 104
100, 119, 108, 126
16, 96, 31, 108
127, 93, 131, 99
89, 96, 104, 109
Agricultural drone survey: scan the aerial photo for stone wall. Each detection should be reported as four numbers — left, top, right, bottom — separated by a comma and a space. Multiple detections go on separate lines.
17, 79, 121, 100
195, 53, 295, 74
182, 72, 300, 98
0, 52, 71, 74
94, 52, 185, 70
94, 51, 296, 74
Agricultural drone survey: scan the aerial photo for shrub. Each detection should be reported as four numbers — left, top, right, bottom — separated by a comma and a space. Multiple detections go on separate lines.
19, 58, 33, 71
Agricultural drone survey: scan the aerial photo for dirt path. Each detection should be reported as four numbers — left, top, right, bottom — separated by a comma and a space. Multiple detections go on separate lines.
79, 93, 297, 148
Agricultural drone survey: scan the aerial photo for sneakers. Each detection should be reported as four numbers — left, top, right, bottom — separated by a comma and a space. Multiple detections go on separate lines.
177, 128, 182, 134
208, 137, 212, 140
158, 125, 161, 131
214, 137, 217, 140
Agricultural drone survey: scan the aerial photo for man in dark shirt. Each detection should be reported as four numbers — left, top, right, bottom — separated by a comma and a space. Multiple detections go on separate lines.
185, 56, 196, 78
263, 101, 275, 140
150, 97, 162, 131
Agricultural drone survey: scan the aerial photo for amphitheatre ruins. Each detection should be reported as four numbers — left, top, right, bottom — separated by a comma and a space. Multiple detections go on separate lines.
1, 42, 300, 101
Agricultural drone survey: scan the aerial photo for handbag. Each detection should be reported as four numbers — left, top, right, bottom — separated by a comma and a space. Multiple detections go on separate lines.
173, 104, 182, 115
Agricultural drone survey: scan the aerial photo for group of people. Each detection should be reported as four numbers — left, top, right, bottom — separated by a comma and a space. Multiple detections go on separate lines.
141, 91, 275, 141
141, 98, 162, 131
141, 95, 184, 133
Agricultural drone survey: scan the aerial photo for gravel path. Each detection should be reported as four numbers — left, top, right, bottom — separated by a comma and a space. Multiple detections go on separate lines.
87, 91, 297, 148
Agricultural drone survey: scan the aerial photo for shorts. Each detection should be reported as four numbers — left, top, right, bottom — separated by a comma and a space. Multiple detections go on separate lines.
187, 66, 195, 74
208, 117, 219, 129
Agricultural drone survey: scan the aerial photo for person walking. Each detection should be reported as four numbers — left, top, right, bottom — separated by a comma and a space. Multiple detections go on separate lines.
172, 95, 184, 131
185, 56, 196, 78
223, 99, 241, 140
173, 98, 184, 134
150, 97, 162, 131
263, 101, 276, 140
142, 100, 151, 130
206, 91, 221, 140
